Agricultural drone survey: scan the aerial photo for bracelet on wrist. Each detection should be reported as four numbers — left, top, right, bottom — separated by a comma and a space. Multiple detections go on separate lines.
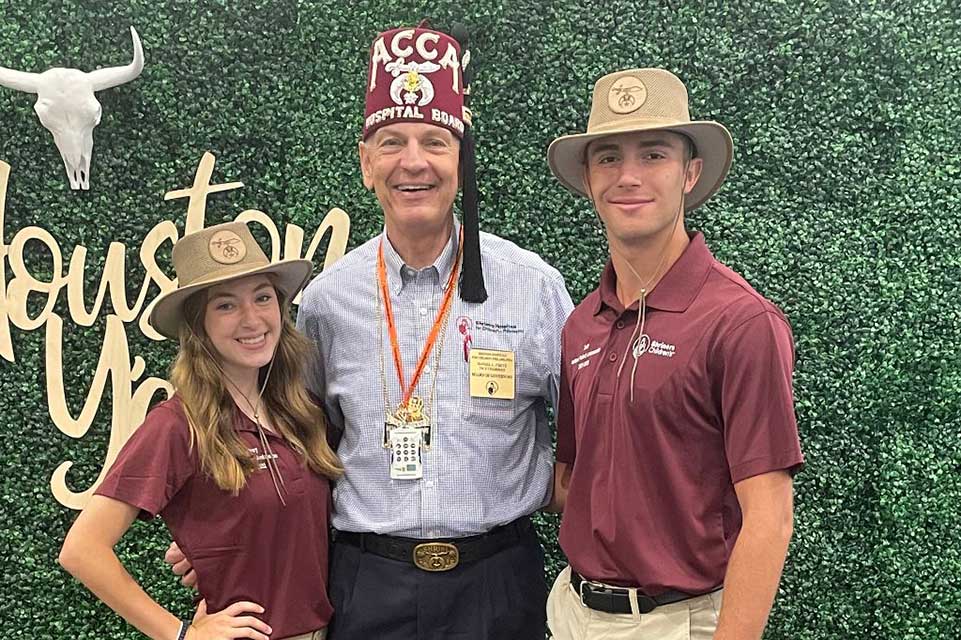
176, 620, 190, 640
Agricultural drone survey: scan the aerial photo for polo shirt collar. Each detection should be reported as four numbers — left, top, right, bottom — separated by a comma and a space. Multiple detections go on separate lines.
381, 216, 460, 295
233, 402, 287, 439
233, 405, 260, 433
593, 231, 715, 316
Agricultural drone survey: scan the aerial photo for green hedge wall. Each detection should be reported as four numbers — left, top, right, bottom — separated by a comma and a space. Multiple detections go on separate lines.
1, 1, 959, 638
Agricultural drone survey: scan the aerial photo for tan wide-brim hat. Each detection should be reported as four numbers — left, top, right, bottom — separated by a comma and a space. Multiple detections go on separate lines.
149, 221, 313, 340
547, 68, 734, 211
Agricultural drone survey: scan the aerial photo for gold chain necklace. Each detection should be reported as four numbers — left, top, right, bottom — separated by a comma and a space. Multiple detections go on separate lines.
377, 261, 457, 449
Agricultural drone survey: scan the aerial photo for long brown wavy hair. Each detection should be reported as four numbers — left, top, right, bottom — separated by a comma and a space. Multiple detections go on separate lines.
169, 277, 342, 493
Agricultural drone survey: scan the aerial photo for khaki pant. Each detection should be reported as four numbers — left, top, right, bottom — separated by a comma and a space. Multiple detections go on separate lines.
547, 567, 722, 640
284, 630, 327, 640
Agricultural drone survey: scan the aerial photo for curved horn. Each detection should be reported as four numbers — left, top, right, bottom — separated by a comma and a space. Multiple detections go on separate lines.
390, 75, 406, 105
418, 77, 434, 106
87, 26, 144, 91
0, 65, 41, 93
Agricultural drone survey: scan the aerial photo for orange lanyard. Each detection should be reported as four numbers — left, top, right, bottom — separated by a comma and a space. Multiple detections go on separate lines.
377, 233, 462, 408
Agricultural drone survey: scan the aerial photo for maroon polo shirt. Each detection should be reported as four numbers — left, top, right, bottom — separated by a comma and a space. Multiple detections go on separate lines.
96, 397, 333, 639
556, 232, 803, 595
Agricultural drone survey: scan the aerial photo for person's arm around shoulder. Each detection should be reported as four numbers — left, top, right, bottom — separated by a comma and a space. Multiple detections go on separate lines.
544, 462, 572, 513
60, 497, 271, 640
165, 541, 198, 588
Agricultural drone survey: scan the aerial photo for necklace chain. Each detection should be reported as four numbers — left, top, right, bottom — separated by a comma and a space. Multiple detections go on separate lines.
377, 260, 458, 449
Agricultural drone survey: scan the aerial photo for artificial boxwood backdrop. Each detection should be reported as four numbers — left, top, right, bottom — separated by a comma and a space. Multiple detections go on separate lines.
1, 1, 959, 638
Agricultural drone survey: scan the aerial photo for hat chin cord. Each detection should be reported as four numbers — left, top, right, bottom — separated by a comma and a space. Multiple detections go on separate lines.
586, 160, 690, 403
193, 328, 288, 505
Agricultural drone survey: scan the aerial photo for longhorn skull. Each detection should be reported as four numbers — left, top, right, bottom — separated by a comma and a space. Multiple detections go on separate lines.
0, 27, 144, 190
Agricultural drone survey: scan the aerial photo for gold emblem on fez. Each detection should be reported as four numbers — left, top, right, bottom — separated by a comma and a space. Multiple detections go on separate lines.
208, 230, 246, 265
608, 76, 647, 114
404, 70, 422, 93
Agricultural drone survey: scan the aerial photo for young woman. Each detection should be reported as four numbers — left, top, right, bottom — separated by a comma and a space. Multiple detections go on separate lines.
60, 221, 342, 640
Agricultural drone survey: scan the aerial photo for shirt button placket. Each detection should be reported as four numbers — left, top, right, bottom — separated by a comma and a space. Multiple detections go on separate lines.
422, 473, 435, 537
597, 319, 621, 395
418, 275, 437, 537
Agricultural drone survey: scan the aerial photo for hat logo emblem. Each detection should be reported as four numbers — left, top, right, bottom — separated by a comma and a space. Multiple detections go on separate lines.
208, 230, 247, 265
608, 76, 647, 114
387, 58, 440, 106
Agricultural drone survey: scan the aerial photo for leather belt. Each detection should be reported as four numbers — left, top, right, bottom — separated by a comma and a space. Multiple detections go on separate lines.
571, 570, 718, 615
333, 516, 533, 572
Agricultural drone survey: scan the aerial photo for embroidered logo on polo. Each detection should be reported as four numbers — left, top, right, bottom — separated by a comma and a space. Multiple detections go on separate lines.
633, 334, 676, 359
570, 344, 602, 370
248, 447, 279, 470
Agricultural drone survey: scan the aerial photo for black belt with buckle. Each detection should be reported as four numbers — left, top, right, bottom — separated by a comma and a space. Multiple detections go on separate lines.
571, 571, 717, 615
333, 516, 533, 572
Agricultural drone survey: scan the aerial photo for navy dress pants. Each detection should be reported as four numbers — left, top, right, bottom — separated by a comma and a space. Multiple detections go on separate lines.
326, 525, 548, 640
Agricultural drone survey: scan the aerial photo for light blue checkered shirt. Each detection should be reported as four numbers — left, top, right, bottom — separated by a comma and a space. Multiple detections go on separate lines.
297, 218, 573, 537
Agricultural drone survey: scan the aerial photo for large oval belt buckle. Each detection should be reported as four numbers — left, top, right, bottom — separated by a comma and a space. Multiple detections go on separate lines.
413, 542, 460, 572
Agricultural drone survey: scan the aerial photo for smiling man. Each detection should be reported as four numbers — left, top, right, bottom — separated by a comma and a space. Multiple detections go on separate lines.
295, 25, 573, 640
544, 69, 803, 640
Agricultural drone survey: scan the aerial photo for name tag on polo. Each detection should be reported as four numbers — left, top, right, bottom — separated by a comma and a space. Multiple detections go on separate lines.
469, 348, 515, 400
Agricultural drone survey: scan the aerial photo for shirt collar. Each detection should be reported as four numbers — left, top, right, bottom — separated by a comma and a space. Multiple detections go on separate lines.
233, 404, 260, 433
381, 217, 461, 296
233, 402, 287, 439
593, 231, 715, 316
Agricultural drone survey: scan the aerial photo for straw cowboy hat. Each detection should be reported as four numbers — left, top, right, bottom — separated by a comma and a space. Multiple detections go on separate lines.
547, 68, 733, 211
150, 221, 312, 339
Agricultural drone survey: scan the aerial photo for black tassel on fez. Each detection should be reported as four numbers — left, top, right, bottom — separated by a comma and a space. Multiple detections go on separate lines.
452, 23, 487, 303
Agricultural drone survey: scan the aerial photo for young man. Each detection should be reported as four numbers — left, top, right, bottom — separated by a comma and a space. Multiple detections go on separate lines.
295, 26, 572, 640
544, 68, 803, 640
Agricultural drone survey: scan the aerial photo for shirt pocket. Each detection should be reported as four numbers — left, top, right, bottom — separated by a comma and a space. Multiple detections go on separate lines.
462, 330, 529, 425
466, 394, 517, 423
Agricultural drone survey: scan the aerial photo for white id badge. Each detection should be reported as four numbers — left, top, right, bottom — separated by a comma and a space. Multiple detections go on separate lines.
389, 427, 423, 480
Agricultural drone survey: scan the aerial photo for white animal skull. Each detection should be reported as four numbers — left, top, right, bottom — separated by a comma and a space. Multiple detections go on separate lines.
0, 27, 143, 190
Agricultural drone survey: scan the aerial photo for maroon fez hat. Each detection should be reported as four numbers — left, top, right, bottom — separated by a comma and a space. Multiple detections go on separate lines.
364, 27, 467, 140
363, 24, 487, 302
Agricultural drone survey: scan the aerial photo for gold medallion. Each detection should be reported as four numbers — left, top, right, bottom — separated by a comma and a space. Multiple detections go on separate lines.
396, 396, 429, 429
406, 396, 424, 421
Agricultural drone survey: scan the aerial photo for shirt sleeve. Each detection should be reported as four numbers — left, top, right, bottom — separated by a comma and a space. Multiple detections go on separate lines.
555, 332, 577, 464
537, 270, 575, 411
94, 403, 195, 520
717, 311, 804, 483
297, 281, 344, 432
